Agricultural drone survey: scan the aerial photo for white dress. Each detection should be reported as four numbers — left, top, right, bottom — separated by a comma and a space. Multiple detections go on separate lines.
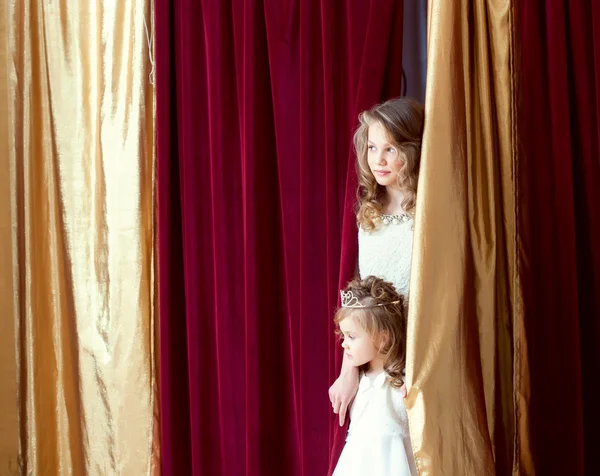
358, 215, 414, 296
333, 372, 418, 476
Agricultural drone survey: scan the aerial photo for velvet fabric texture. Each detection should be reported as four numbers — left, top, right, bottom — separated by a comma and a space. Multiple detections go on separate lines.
155, 1, 404, 474
519, 1, 600, 474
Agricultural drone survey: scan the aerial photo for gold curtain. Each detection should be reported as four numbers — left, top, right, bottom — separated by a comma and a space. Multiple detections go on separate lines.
405, 0, 529, 474
0, 1, 20, 474
0, 1, 159, 474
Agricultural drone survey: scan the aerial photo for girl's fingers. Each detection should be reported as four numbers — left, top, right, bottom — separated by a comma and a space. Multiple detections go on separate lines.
332, 397, 340, 415
339, 401, 348, 426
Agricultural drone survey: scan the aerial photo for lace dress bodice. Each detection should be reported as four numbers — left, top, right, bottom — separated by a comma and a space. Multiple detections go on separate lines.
358, 215, 414, 296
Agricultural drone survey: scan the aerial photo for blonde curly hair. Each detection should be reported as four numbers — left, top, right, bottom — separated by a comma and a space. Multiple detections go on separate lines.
354, 97, 424, 231
334, 276, 407, 388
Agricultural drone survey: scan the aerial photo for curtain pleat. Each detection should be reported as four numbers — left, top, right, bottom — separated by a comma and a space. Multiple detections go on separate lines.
0, 0, 19, 472
406, 1, 521, 474
0, 1, 159, 474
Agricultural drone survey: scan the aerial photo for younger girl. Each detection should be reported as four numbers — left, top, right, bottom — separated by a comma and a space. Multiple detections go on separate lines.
332, 276, 417, 476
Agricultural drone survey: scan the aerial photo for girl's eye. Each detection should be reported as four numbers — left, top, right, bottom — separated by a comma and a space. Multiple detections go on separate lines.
387, 147, 396, 153
348, 335, 355, 340
368, 145, 376, 152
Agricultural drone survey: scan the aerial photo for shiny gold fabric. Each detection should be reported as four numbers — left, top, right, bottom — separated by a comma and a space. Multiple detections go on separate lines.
0, 1, 20, 473
405, 0, 527, 474
0, 1, 159, 474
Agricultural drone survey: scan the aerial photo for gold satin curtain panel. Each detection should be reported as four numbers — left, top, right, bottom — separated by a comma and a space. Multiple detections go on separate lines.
1, 0, 533, 475
406, 1, 525, 474
0, 1, 159, 474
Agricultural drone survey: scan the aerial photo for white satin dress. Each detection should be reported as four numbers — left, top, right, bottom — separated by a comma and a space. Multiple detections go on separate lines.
332, 372, 417, 476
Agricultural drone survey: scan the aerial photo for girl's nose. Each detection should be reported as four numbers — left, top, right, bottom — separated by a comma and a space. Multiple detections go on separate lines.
375, 153, 386, 165
341, 340, 349, 349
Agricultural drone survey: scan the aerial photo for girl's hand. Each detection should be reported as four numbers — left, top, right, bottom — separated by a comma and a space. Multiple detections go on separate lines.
328, 366, 359, 426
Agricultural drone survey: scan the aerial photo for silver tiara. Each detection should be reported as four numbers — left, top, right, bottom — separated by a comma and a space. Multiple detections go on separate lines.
340, 290, 400, 308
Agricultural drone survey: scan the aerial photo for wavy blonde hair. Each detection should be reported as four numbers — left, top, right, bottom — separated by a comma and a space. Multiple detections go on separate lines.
334, 276, 407, 388
354, 97, 425, 230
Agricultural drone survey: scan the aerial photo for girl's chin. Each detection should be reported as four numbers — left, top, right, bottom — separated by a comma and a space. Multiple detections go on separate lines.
375, 178, 398, 188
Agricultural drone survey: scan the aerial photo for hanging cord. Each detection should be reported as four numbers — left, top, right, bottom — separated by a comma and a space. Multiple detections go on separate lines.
144, 13, 155, 85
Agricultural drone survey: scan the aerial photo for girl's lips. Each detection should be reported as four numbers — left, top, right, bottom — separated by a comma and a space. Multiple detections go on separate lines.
345, 353, 352, 359
374, 170, 390, 176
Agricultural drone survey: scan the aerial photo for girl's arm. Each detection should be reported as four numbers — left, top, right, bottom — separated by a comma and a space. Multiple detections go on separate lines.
329, 231, 361, 425
328, 353, 359, 426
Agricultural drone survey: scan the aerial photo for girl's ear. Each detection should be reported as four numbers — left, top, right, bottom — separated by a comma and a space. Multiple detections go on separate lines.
377, 330, 390, 352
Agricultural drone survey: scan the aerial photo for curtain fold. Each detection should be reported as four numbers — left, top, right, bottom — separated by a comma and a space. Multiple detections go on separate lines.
0, 0, 19, 472
155, 0, 404, 474
0, 1, 159, 474
519, 1, 600, 474
406, 1, 520, 474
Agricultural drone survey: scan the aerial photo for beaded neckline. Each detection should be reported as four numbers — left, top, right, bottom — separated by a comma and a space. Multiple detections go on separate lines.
376, 213, 412, 225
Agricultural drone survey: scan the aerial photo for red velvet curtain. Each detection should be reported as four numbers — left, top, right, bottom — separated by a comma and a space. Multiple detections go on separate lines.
155, 1, 404, 474
519, 1, 600, 474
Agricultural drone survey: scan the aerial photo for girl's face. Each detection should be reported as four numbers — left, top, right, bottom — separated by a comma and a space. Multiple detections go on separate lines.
367, 121, 404, 189
338, 313, 381, 367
